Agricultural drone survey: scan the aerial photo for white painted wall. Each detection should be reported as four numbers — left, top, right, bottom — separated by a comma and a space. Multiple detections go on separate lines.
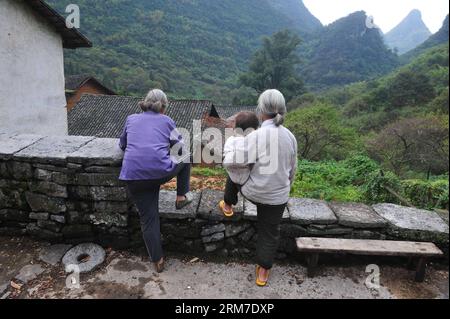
0, 0, 68, 136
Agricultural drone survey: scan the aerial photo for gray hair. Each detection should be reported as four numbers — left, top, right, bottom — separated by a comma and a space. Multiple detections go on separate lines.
139, 89, 169, 113
257, 89, 287, 126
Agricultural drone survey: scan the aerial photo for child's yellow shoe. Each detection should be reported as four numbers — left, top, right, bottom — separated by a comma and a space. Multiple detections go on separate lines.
219, 200, 234, 218
256, 265, 270, 287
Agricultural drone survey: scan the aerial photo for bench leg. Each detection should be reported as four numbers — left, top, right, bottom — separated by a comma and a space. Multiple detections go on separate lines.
307, 253, 319, 277
406, 257, 417, 270
415, 257, 427, 283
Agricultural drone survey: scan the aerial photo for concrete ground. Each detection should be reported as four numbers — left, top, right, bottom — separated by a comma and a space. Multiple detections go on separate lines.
0, 236, 448, 299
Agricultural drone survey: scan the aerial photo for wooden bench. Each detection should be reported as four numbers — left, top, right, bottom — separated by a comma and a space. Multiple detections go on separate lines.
296, 237, 444, 282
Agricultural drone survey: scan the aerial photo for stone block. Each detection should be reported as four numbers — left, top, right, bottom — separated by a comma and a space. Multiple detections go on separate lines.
225, 223, 251, 238
39, 244, 72, 266
29, 212, 49, 221
159, 191, 199, 219
14, 136, 94, 164
88, 213, 128, 228
202, 232, 225, 243
68, 186, 127, 201
62, 225, 94, 239
67, 138, 123, 166
198, 190, 244, 221
201, 223, 226, 236
28, 181, 68, 198
37, 220, 62, 233
0, 134, 43, 160
289, 198, 337, 225
329, 202, 388, 229
0, 209, 30, 222
34, 169, 68, 184
25, 192, 66, 214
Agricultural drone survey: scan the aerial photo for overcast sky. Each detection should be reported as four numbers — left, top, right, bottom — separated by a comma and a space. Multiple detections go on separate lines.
303, 0, 449, 33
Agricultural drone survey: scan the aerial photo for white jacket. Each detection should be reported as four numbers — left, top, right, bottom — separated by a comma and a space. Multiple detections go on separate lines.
223, 135, 251, 185
223, 120, 298, 206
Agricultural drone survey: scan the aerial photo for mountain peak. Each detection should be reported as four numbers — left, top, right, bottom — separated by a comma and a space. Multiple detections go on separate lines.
385, 9, 431, 54
267, 0, 322, 33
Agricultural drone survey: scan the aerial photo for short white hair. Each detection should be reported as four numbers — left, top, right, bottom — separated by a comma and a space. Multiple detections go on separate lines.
257, 89, 287, 126
139, 89, 168, 113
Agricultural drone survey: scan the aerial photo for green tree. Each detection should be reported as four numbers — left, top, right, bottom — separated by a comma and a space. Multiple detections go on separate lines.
285, 103, 362, 161
239, 30, 305, 101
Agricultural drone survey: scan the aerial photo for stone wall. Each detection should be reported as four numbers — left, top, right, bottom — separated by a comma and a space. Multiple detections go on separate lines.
1, 134, 449, 259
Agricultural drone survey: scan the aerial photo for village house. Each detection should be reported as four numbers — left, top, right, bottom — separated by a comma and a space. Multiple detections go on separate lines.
0, 0, 91, 136
65, 75, 116, 112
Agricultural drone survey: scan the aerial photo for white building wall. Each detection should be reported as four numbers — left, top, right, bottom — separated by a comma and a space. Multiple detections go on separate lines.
0, 0, 68, 136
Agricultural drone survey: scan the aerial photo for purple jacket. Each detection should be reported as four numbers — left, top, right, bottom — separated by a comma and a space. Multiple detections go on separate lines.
119, 111, 184, 181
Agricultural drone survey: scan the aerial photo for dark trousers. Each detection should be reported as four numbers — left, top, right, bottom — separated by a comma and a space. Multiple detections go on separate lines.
224, 176, 240, 206
126, 163, 191, 262
224, 176, 286, 269
256, 203, 286, 269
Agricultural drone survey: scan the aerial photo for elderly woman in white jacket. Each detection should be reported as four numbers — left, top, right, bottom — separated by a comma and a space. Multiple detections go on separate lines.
222, 89, 298, 287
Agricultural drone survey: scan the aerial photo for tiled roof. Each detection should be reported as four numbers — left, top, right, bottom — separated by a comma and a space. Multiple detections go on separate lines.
24, 0, 92, 49
215, 105, 257, 120
68, 94, 216, 138
65, 75, 116, 94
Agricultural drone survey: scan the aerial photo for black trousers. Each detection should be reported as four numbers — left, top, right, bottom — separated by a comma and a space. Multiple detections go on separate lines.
224, 175, 286, 269
126, 163, 191, 262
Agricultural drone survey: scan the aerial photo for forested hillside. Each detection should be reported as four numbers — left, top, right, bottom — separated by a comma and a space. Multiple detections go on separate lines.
299, 11, 399, 90
47, 0, 322, 102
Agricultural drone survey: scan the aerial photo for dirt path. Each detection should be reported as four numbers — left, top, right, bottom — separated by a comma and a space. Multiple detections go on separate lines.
0, 237, 448, 299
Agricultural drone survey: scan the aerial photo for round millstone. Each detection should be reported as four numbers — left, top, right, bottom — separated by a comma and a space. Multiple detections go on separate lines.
62, 243, 106, 273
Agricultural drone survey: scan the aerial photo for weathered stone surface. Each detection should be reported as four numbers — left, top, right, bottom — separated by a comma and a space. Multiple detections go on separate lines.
67, 138, 123, 166
26, 224, 62, 241
62, 243, 106, 273
330, 202, 388, 229
72, 173, 121, 187
92, 201, 128, 214
202, 232, 225, 243
62, 225, 93, 239
280, 224, 308, 238
437, 210, 449, 225
15, 264, 45, 283
204, 242, 224, 253
28, 181, 68, 198
0, 209, 29, 222
14, 136, 94, 164
88, 213, 127, 228
34, 169, 68, 184
238, 227, 255, 242
0, 283, 7, 295
37, 220, 62, 233
373, 204, 449, 234
7, 162, 33, 180
225, 224, 250, 238
84, 166, 121, 174
244, 200, 289, 221
159, 191, 200, 219
29, 212, 49, 221
69, 186, 127, 201
198, 190, 244, 221
33, 164, 68, 173
0, 134, 43, 160
50, 215, 66, 224
201, 224, 226, 236
39, 244, 73, 266
289, 198, 337, 225
306, 226, 353, 236
25, 192, 66, 214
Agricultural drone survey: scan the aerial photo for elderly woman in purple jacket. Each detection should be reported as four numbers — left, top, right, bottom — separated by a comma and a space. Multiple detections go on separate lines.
119, 89, 192, 273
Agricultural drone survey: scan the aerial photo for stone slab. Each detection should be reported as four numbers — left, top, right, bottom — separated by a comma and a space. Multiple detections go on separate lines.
14, 264, 45, 284
244, 200, 289, 221
0, 134, 43, 160
329, 202, 388, 229
62, 243, 106, 273
67, 138, 123, 166
372, 204, 449, 234
159, 191, 200, 219
14, 136, 94, 164
289, 198, 337, 225
39, 244, 73, 266
198, 190, 244, 221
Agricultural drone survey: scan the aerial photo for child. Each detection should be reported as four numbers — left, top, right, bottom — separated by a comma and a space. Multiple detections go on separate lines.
219, 111, 260, 217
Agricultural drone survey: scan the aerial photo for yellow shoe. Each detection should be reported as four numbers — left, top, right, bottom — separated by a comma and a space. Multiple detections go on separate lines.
219, 200, 234, 218
256, 265, 270, 287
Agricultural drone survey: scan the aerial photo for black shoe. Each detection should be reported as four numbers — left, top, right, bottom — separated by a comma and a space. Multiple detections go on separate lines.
176, 193, 193, 210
